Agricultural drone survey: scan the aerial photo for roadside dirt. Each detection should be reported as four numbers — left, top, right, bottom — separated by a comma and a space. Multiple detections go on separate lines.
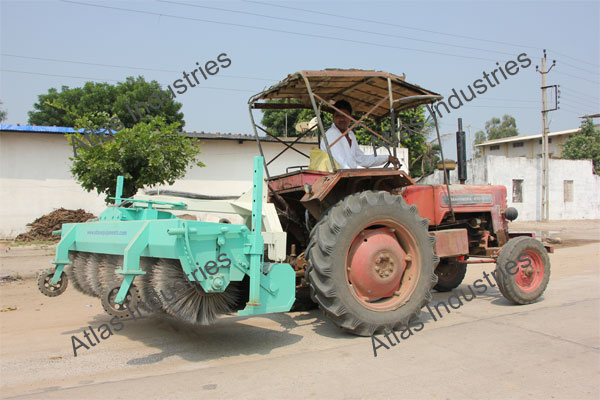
15, 209, 95, 242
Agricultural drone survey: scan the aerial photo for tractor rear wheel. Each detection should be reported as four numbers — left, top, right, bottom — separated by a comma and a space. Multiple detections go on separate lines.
495, 237, 550, 304
434, 259, 467, 292
306, 191, 438, 336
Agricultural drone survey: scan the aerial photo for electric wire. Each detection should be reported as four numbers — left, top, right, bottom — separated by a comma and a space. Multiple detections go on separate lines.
0, 68, 257, 92
1, 53, 277, 82
58, 0, 498, 62
560, 96, 599, 109
555, 71, 600, 85
561, 87, 600, 101
246, 0, 600, 69
244, 0, 541, 50
159, 0, 519, 57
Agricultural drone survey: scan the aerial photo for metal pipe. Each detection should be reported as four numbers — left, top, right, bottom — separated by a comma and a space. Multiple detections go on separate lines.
300, 73, 337, 171
248, 104, 271, 181
456, 118, 467, 184
387, 78, 398, 161
426, 105, 455, 222
458, 259, 497, 264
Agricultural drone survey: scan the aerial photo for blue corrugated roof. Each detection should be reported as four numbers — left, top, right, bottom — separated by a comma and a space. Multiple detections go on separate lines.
0, 124, 79, 133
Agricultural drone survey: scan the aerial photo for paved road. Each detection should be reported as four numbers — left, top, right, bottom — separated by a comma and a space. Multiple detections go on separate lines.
1, 221, 599, 399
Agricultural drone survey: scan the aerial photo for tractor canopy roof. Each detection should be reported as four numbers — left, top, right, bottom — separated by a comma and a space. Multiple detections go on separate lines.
249, 69, 442, 120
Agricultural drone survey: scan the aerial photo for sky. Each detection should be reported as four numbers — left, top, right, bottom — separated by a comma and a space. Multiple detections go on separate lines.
1, 0, 599, 159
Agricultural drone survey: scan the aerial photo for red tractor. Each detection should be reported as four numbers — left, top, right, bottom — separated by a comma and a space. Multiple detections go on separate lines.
248, 69, 551, 336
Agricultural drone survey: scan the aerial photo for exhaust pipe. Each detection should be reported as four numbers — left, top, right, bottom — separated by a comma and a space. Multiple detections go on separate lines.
456, 118, 467, 184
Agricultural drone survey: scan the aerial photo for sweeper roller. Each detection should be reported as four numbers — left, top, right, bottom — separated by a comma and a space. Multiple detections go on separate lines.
37, 157, 296, 324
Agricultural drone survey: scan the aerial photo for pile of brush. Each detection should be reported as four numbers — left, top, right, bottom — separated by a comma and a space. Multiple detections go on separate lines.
16, 208, 95, 241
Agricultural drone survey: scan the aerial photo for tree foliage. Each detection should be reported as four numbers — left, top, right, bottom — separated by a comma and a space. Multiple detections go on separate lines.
28, 76, 184, 128
474, 114, 519, 157
0, 100, 7, 122
561, 118, 600, 174
68, 115, 203, 202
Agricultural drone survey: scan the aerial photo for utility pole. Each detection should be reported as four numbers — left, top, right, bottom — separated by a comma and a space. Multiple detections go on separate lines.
536, 50, 556, 222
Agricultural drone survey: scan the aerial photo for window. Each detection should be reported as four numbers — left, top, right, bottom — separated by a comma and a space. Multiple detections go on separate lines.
512, 142, 524, 148
512, 179, 523, 203
490, 145, 500, 151
564, 180, 573, 202
538, 138, 552, 144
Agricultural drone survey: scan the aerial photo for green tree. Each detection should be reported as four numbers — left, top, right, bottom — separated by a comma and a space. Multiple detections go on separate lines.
562, 118, 600, 174
28, 76, 184, 128
68, 115, 203, 202
473, 114, 519, 157
0, 100, 7, 122
485, 114, 519, 140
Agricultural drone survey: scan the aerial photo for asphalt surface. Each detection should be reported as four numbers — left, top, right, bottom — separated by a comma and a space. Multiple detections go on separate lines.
1, 220, 599, 399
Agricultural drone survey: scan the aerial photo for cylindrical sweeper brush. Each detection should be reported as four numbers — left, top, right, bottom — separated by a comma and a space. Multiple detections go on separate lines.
65, 252, 89, 295
150, 258, 239, 325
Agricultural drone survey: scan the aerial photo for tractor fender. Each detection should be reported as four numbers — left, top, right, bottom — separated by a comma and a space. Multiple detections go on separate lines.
300, 169, 414, 219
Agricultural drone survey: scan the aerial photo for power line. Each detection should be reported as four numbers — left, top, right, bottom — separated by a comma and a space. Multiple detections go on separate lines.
551, 50, 600, 68
561, 87, 600, 101
245, 0, 541, 50
461, 105, 538, 109
560, 99, 596, 110
247, 1, 600, 70
555, 70, 600, 85
558, 59, 599, 75
561, 93, 600, 106
476, 97, 538, 103
2, 53, 179, 73
0, 69, 120, 82
59, 0, 497, 62
0, 68, 258, 92
1, 53, 277, 82
560, 104, 590, 115
160, 0, 518, 58
561, 96, 599, 109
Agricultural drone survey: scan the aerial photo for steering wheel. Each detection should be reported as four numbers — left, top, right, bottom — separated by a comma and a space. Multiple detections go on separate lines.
384, 156, 401, 170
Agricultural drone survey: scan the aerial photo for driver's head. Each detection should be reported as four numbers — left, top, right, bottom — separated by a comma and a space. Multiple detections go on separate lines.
333, 100, 352, 132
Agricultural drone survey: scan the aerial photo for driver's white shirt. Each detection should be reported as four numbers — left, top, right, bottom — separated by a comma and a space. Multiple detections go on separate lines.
320, 124, 388, 169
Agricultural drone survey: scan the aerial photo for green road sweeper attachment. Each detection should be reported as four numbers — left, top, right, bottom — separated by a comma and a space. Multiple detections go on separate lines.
37, 156, 295, 324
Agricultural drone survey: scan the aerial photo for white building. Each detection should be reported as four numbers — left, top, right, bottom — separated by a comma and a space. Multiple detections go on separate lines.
420, 155, 600, 221
475, 128, 580, 159
0, 124, 408, 238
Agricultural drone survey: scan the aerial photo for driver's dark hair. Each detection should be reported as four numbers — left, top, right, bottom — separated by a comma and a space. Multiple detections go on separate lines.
333, 99, 352, 115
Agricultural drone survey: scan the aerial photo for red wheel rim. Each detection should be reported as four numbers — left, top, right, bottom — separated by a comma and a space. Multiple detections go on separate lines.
345, 219, 421, 312
514, 250, 544, 293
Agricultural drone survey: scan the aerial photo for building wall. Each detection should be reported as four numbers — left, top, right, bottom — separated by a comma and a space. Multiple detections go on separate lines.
0, 132, 408, 238
420, 155, 600, 221
482, 134, 569, 158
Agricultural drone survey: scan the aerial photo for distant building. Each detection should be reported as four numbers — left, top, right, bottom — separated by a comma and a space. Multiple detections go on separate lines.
475, 128, 579, 159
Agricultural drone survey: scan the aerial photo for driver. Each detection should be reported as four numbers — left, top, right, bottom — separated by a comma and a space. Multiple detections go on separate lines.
320, 100, 396, 169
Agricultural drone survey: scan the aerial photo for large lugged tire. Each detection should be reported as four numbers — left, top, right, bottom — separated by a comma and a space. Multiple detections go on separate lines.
495, 237, 550, 305
434, 259, 467, 292
305, 191, 439, 336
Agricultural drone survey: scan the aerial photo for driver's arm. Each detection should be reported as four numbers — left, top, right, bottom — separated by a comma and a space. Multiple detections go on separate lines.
350, 134, 390, 168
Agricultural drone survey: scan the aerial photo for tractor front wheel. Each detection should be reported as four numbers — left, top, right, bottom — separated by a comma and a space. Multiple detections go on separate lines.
495, 237, 551, 304
306, 191, 438, 336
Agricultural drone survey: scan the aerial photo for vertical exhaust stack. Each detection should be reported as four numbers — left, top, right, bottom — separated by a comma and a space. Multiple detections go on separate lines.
456, 118, 467, 184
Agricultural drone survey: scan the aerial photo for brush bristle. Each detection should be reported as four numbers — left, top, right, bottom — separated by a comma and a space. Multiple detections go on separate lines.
84, 253, 103, 297
99, 254, 121, 290
67, 252, 88, 295
151, 258, 238, 325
